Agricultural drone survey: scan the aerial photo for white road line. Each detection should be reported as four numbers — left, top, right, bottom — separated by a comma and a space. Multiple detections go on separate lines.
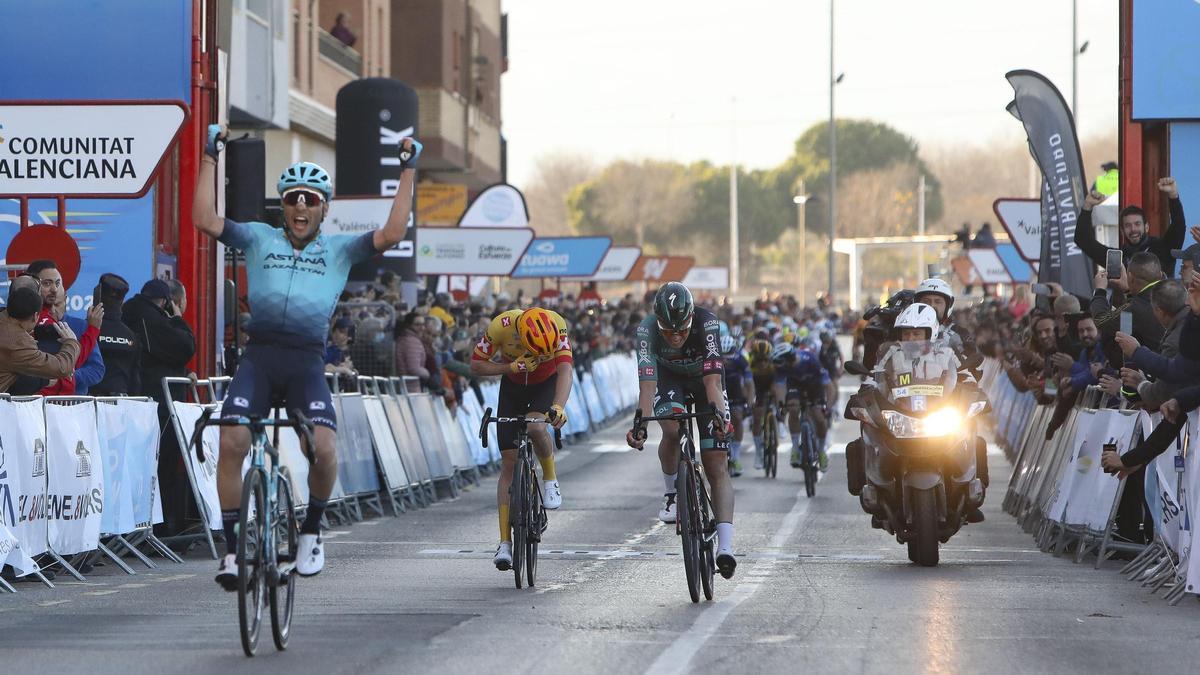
645, 477, 818, 675
590, 443, 632, 453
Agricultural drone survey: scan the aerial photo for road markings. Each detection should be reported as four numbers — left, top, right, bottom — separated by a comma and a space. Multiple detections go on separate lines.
36, 600, 72, 607
82, 590, 121, 596
645, 475, 820, 675
590, 443, 632, 453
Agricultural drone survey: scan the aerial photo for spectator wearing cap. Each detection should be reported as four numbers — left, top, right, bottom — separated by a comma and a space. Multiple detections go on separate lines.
122, 278, 197, 403
91, 273, 142, 396
1171, 232, 1200, 284
0, 281, 81, 393
9, 260, 104, 396
1089, 251, 1166, 356
429, 292, 455, 329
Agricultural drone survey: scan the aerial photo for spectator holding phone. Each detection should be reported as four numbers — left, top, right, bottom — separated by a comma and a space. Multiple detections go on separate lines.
9, 260, 105, 395
1089, 252, 1166, 355
1076, 177, 1186, 277
122, 278, 196, 403
0, 281, 80, 393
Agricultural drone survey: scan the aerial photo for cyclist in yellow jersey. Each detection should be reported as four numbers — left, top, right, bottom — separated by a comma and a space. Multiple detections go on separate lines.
747, 338, 777, 469
470, 307, 573, 571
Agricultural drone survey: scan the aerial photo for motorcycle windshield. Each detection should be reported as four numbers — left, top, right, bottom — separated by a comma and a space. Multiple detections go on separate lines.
873, 339, 960, 414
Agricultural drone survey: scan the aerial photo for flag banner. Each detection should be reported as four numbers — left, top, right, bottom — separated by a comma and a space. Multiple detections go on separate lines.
96, 399, 161, 535
1006, 70, 1094, 298
0, 399, 49, 560
45, 402, 104, 556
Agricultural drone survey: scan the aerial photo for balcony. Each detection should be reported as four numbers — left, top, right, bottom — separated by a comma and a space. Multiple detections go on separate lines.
318, 28, 362, 77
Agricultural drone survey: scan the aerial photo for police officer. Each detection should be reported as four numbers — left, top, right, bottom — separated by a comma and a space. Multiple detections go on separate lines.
91, 273, 141, 396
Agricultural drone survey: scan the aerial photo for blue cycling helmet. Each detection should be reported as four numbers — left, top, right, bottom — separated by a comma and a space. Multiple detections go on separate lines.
277, 161, 333, 200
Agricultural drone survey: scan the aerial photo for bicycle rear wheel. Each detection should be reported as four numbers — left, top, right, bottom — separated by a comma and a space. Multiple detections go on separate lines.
270, 471, 298, 651
698, 483, 715, 601
802, 422, 817, 498
526, 469, 541, 588
238, 470, 267, 657
764, 412, 778, 479
510, 453, 528, 589
676, 459, 701, 603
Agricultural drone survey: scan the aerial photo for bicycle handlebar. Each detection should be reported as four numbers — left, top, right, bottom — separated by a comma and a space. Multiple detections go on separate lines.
191, 409, 317, 464
478, 407, 563, 450
630, 403, 721, 443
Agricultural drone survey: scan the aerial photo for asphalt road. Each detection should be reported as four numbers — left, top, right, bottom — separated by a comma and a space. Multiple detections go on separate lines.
4, 379, 1199, 674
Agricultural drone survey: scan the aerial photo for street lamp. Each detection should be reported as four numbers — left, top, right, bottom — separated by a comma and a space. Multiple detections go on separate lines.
827, 0, 843, 304
1071, 0, 1089, 117
793, 193, 809, 303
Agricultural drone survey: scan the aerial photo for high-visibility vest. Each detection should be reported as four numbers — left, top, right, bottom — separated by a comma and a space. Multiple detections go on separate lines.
1095, 168, 1119, 196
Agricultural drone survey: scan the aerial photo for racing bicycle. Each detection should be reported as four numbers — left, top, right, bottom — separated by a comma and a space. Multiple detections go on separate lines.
479, 408, 562, 589
191, 408, 315, 656
632, 402, 719, 603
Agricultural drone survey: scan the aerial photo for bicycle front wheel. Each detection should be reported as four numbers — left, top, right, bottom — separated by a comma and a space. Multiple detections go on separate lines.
270, 471, 298, 651
802, 422, 818, 498
698, 482, 715, 601
238, 470, 267, 657
676, 459, 701, 603
764, 412, 778, 479
510, 454, 528, 589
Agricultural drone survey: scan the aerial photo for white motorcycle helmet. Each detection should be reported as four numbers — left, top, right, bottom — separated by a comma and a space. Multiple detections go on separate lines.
914, 278, 954, 320
894, 302, 940, 341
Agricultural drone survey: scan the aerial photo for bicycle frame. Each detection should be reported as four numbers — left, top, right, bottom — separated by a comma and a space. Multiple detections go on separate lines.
632, 404, 718, 543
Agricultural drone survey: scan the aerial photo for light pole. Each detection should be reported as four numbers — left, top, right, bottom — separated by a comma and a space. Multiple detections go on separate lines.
1071, 0, 1089, 117
827, 0, 840, 303
794, 192, 809, 303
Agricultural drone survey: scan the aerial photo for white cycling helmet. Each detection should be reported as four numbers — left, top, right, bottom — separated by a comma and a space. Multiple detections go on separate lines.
771, 342, 794, 362
914, 278, 954, 315
894, 302, 940, 340
720, 334, 739, 356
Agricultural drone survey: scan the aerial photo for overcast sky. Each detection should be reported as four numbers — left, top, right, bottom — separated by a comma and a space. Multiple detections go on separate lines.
500, 0, 1117, 188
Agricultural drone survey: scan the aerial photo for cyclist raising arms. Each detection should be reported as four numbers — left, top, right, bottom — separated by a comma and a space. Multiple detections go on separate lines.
470, 307, 572, 571
627, 282, 737, 578
191, 125, 422, 587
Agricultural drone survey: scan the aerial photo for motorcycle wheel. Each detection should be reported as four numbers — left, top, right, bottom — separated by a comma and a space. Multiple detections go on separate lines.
910, 488, 940, 567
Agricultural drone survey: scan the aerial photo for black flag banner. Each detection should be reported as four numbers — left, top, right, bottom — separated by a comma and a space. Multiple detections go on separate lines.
1005, 69, 1094, 297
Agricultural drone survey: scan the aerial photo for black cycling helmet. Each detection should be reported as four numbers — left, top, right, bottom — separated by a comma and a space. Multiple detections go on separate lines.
653, 282, 694, 331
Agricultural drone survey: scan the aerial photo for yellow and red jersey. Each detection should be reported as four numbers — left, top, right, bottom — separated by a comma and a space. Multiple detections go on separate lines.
472, 309, 573, 384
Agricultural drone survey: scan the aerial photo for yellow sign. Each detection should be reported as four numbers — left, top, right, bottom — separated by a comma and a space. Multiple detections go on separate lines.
897, 373, 912, 386
417, 183, 468, 226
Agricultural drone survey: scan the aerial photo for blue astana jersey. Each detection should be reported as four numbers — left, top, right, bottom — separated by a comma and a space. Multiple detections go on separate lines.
219, 219, 377, 351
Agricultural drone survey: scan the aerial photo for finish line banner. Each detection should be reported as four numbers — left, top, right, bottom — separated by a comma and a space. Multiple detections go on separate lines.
1005, 70, 1093, 298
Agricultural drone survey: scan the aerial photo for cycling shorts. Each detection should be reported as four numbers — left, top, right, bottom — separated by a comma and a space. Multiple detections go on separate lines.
784, 380, 826, 408
496, 373, 558, 450
652, 369, 729, 452
222, 344, 337, 431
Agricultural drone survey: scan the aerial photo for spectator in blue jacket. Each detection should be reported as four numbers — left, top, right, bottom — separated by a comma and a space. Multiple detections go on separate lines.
1063, 314, 1105, 395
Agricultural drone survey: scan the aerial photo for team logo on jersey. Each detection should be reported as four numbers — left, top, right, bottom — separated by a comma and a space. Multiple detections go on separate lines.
233, 396, 250, 408
476, 338, 493, 355
501, 316, 512, 327
515, 360, 528, 372
557, 336, 571, 351
309, 401, 327, 411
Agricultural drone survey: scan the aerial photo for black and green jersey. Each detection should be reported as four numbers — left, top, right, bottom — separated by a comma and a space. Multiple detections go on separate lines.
635, 306, 724, 381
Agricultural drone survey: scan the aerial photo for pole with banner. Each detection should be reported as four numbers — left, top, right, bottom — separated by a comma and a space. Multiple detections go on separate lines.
1005, 69, 1094, 298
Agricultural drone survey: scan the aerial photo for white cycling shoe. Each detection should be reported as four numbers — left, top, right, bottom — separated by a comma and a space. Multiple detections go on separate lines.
659, 493, 678, 523
543, 480, 562, 510
494, 541, 513, 571
215, 553, 238, 592
297, 533, 324, 576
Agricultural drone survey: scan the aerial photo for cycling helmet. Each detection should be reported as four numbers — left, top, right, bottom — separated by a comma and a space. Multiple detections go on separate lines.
914, 278, 954, 314
894, 302, 939, 340
518, 307, 561, 356
730, 324, 744, 339
750, 338, 772, 358
771, 342, 794, 362
653, 282, 694, 331
278, 161, 333, 200
720, 334, 738, 356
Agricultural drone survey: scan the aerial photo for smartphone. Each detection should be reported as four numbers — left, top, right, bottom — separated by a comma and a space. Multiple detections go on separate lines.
1031, 283, 1052, 296
1119, 310, 1133, 335
1106, 249, 1123, 280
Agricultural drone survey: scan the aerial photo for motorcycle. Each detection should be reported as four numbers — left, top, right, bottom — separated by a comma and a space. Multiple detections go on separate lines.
843, 339, 988, 566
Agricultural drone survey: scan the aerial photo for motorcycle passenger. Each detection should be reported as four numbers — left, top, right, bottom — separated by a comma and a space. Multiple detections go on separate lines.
721, 334, 753, 477
772, 342, 831, 472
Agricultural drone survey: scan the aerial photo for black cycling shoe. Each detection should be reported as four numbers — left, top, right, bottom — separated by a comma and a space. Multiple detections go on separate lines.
716, 552, 737, 579
965, 508, 986, 524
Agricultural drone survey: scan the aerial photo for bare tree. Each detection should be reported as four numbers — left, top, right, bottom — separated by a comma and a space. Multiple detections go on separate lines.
523, 152, 598, 235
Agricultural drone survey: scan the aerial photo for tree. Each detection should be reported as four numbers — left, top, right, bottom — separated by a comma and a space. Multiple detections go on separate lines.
566, 160, 695, 251
523, 153, 597, 236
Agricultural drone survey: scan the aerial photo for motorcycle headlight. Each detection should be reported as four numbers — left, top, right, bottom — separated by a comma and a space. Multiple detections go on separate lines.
881, 408, 963, 439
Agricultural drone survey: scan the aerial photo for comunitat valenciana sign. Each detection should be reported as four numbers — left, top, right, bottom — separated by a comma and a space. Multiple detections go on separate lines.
416, 227, 534, 275
0, 101, 188, 197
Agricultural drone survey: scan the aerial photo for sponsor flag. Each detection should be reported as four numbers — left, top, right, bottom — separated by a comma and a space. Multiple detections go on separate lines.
1005, 70, 1094, 298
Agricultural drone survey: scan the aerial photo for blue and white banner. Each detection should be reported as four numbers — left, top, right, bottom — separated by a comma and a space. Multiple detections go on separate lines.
45, 402, 104, 556
96, 399, 161, 535
995, 243, 1034, 283
511, 237, 612, 278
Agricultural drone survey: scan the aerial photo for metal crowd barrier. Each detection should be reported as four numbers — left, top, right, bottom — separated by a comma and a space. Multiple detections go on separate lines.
984, 357, 1200, 604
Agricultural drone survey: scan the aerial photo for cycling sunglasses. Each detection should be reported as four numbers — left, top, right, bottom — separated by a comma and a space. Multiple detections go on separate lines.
282, 189, 325, 207
657, 317, 693, 337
